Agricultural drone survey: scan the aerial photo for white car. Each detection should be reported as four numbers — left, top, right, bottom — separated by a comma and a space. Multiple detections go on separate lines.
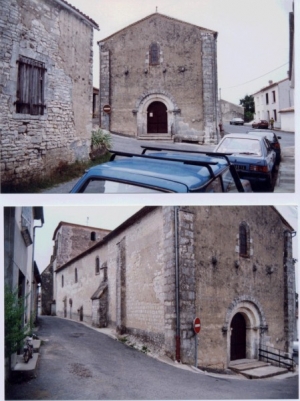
293, 340, 298, 354
230, 117, 244, 125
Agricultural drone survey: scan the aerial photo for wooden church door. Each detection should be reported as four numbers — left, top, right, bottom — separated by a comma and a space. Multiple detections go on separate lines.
230, 312, 246, 360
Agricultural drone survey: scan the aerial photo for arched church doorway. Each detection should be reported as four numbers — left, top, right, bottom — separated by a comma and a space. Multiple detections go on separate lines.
147, 101, 168, 133
230, 312, 246, 360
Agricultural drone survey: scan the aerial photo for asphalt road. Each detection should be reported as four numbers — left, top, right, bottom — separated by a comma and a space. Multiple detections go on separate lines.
5, 316, 299, 400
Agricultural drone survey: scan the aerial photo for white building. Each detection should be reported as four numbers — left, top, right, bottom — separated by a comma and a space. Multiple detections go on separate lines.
252, 78, 294, 131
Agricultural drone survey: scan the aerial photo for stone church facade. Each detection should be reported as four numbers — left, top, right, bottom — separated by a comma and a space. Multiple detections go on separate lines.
47, 206, 296, 369
99, 13, 219, 144
0, 0, 99, 187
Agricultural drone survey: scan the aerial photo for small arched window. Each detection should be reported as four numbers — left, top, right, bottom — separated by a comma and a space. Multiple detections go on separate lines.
75, 268, 78, 283
239, 222, 250, 257
62, 275, 64, 288
149, 42, 160, 65
95, 256, 100, 275
91, 231, 96, 241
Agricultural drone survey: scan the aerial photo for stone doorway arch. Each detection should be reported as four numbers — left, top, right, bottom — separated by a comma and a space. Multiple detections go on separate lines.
134, 91, 180, 138
223, 297, 268, 366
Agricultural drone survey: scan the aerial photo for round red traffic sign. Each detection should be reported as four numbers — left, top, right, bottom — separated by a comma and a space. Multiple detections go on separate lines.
103, 104, 111, 114
193, 317, 201, 334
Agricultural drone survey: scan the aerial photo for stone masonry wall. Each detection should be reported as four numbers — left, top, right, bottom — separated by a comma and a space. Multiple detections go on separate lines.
55, 224, 110, 269
0, 0, 94, 186
41, 263, 53, 315
283, 230, 296, 354
107, 208, 166, 347
55, 245, 107, 324
193, 206, 290, 369
99, 14, 218, 143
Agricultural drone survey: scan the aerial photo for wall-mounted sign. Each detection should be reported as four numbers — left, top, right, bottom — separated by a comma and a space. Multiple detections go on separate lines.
103, 105, 111, 114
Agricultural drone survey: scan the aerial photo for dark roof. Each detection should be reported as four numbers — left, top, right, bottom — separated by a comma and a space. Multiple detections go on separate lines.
54, 0, 99, 30
98, 12, 217, 43
91, 281, 108, 300
33, 207, 44, 224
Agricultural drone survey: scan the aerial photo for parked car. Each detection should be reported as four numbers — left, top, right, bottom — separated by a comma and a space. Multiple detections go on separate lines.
252, 120, 269, 129
230, 117, 244, 125
70, 148, 252, 193
214, 133, 276, 190
247, 130, 281, 164
293, 340, 298, 355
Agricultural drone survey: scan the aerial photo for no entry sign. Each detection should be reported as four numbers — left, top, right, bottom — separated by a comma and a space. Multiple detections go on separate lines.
103, 104, 111, 114
193, 317, 201, 334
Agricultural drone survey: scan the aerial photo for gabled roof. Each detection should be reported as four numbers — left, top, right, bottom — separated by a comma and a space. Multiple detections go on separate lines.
98, 12, 217, 43
252, 78, 289, 96
54, 0, 99, 30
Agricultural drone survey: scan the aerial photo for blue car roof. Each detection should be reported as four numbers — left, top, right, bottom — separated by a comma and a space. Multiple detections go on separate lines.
71, 154, 229, 193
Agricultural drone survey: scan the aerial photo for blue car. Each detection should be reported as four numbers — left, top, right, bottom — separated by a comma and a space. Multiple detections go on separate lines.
214, 133, 276, 190
70, 148, 252, 193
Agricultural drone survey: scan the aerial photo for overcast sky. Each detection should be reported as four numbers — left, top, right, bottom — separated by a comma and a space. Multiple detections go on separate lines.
33, 205, 298, 276
68, 0, 294, 105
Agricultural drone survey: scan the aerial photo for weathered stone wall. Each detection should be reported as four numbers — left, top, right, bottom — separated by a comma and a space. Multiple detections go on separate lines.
107, 208, 166, 347
99, 14, 218, 143
55, 246, 107, 324
192, 206, 291, 369
41, 264, 53, 315
220, 99, 244, 123
0, 0, 95, 186
54, 224, 110, 269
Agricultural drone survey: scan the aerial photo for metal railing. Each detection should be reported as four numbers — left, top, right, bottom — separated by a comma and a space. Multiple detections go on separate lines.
259, 345, 296, 371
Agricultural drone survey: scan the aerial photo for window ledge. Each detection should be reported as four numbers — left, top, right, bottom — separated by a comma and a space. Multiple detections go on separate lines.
12, 113, 48, 121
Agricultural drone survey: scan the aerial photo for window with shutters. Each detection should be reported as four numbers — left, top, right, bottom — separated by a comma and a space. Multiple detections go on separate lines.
149, 43, 160, 65
16, 55, 46, 115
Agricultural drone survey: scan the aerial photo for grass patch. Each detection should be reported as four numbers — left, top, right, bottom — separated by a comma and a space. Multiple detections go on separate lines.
1, 152, 111, 193
119, 336, 128, 344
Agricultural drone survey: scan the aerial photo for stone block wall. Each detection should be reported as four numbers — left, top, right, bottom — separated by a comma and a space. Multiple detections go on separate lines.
55, 245, 107, 324
54, 224, 110, 269
107, 208, 166, 347
99, 14, 218, 143
0, 0, 95, 186
192, 206, 290, 369
41, 264, 53, 315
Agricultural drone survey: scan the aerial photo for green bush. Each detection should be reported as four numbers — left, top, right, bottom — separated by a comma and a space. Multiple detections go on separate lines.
5, 286, 31, 358
91, 129, 112, 150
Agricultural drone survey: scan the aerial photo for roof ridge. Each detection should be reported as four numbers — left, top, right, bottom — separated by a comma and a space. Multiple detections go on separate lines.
98, 12, 216, 43
54, 0, 99, 29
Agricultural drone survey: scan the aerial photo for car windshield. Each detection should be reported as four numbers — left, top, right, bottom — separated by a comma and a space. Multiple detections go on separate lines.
217, 138, 262, 156
80, 179, 165, 193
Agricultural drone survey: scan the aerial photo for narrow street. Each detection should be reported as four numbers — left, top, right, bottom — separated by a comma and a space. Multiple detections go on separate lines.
5, 316, 298, 400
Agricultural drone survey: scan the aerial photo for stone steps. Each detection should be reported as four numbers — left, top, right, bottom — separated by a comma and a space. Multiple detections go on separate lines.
229, 359, 289, 379
137, 134, 172, 141
12, 339, 41, 378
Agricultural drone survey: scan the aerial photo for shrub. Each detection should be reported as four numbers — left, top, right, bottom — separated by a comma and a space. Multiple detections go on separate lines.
5, 286, 32, 358
91, 129, 112, 150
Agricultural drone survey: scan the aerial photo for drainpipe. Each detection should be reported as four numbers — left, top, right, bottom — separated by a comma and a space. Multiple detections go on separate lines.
174, 206, 181, 362
31, 218, 44, 323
